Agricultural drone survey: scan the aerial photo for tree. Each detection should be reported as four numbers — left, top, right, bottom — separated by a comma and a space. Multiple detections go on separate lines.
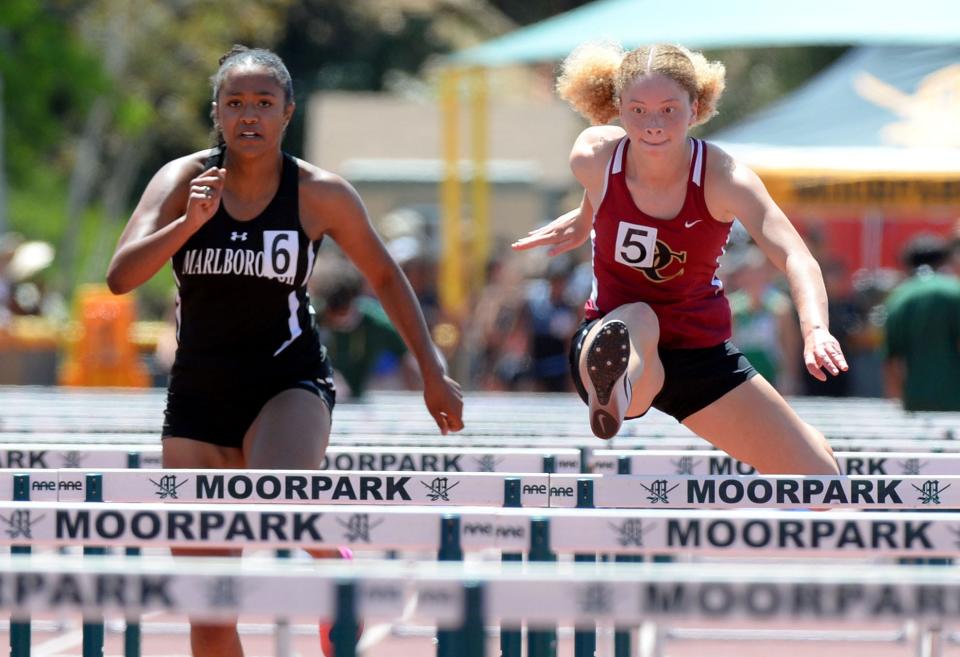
51, 0, 293, 302
0, 1, 106, 189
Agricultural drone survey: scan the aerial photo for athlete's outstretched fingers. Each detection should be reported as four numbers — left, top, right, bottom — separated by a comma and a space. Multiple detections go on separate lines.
438, 391, 464, 433
826, 342, 849, 372
512, 231, 555, 251
424, 374, 464, 435
804, 349, 827, 381
514, 232, 580, 256
444, 409, 464, 432
804, 328, 849, 380
817, 346, 838, 376
512, 208, 587, 253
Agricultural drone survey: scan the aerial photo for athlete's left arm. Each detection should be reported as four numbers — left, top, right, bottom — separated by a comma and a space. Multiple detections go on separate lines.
300, 169, 464, 433
706, 149, 848, 381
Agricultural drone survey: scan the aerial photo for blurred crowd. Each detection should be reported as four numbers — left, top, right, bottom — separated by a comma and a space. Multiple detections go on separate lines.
306, 211, 960, 406
0, 232, 63, 328
4, 214, 958, 411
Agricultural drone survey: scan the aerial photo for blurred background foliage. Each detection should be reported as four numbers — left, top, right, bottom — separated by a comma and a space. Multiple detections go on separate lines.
0, 0, 844, 317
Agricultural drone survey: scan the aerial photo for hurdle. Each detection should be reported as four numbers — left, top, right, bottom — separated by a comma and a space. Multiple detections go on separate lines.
0, 443, 584, 473
1, 468, 573, 657
5, 386, 960, 657
3, 554, 960, 657
7, 498, 960, 559
11, 469, 960, 654
8, 432, 960, 471
589, 449, 960, 477
2, 387, 957, 440
26, 469, 960, 510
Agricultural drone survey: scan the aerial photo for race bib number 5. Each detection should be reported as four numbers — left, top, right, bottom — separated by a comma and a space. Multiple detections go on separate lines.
262, 230, 299, 281
614, 221, 657, 269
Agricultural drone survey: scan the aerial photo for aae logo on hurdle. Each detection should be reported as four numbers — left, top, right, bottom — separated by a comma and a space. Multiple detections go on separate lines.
595, 475, 960, 509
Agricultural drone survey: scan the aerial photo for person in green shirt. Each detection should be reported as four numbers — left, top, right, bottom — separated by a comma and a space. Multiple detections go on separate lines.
311, 257, 416, 398
884, 234, 960, 411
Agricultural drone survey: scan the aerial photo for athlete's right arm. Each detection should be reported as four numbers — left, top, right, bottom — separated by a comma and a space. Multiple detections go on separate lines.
570, 125, 623, 207
511, 126, 622, 255
106, 156, 225, 294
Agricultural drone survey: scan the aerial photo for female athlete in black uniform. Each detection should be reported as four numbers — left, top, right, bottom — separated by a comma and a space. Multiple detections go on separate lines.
107, 45, 463, 656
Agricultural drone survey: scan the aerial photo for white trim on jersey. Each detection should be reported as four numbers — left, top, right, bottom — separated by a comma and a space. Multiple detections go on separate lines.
588, 137, 628, 312
611, 137, 627, 175
691, 138, 704, 187
589, 227, 599, 310
172, 269, 182, 342
273, 291, 302, 357
711, 242, 726, 293
301, 241, 316, 287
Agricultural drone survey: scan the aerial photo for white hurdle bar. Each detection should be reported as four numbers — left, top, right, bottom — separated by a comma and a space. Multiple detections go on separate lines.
1, 387, 956, 439
3, 556, 960, 640
5, 470, 960, 657
1, 502, 959, 558
6, 442, 960, 478
4, 430, 960, 456
9, 469, 960, 510
0, 444, 582, 473
591, 449, 960, 477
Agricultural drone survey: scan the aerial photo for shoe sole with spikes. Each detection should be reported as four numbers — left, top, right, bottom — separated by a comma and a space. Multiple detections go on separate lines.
586, 320, 631, 439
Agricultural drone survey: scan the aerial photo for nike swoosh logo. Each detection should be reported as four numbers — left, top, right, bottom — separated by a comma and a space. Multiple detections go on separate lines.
684, 220, 702, 228
597, 414, 608, 434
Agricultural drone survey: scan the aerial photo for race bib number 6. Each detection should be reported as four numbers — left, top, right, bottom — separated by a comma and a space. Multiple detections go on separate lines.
262, 230, 299, 280
614, 221, 657, 269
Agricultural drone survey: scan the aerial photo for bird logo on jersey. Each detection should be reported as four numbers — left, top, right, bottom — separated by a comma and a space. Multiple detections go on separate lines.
614, 221, 687, 283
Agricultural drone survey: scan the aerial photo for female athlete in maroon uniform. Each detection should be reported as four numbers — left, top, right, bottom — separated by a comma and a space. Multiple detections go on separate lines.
514, 43, 845, 475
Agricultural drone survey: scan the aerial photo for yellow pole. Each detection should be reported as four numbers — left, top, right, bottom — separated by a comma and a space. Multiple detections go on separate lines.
439, 67, 464, 317
469, 67, 490, 292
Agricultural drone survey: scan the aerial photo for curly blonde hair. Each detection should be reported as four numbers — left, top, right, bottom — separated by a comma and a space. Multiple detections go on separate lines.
556, 42, 726, 127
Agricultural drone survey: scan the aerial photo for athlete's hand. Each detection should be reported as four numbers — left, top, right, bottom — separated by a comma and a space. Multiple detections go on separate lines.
511, 207, 590, 256
423, 373, 464, 435
803, 327, 849, 381
185, 167, 226, 229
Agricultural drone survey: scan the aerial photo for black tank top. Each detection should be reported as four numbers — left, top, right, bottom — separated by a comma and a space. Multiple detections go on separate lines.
170, 151, 322, 381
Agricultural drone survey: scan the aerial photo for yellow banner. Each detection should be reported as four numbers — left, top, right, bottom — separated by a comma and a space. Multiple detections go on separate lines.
762, 174, 960, 209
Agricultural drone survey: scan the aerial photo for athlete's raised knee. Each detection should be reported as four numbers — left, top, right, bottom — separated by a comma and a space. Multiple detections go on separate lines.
614, 302, 660, 342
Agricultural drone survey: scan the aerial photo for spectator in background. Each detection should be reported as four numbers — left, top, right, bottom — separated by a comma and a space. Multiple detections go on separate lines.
0, 234, 18, 327
727, 246, 800, 394
883, 234, 960, 411
471, 254, 533, 391
525, 254, 580, 391
310, 254, 418, 398
387, 235, 441, 329
950, 220, 960, 276
802, 258, 858, 397
0, 237, 60, 321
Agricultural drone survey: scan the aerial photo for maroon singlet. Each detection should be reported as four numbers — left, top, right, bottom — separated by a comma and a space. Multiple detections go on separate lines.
585, 137, 733, 349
